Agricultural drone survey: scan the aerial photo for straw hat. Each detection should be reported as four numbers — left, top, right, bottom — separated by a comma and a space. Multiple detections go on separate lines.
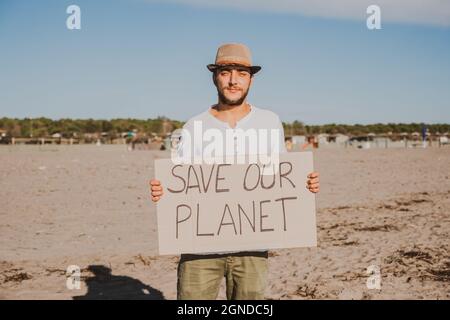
207, 43, 261, 74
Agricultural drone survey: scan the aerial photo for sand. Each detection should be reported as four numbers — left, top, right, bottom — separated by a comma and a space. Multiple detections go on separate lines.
0, 144, 449, 299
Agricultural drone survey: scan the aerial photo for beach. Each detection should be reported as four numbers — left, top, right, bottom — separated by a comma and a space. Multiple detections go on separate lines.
0, 145, 448, 299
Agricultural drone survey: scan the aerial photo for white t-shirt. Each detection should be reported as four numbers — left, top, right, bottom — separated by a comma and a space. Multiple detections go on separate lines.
175, 103, 287, 255
177, 104, 287, 161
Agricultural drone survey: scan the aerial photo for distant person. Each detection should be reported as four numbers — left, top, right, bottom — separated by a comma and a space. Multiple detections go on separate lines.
149, 43, 320, 300
421, 124, 427, 148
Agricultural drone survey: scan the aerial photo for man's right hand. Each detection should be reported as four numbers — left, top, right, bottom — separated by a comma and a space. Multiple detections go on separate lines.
150, 178, 164, 202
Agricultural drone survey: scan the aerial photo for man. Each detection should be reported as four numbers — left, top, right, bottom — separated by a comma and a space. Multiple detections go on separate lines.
150, 43, 319, 300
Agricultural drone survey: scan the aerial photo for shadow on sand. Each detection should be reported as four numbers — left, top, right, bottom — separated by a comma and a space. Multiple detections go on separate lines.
73, 265, 165, 300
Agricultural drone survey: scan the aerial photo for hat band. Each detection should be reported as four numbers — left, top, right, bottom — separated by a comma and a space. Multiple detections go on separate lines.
215, 58, 251, 67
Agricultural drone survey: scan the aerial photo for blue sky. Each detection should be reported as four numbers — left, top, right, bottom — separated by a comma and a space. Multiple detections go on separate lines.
0, 0, 449, 124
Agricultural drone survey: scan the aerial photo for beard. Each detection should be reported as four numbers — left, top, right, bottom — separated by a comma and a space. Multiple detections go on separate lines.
217, 85, 250, 106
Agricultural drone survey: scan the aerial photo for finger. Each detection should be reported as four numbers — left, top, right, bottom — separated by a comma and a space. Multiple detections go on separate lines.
151, 185, 162, 191
152, 191, 163, 196
308, 183, 319, 189
152, 196, 160, 202
150, 180, 161, 186
308, 172, 319, 179
307, 178, 319, 185
309, 186, 319, 192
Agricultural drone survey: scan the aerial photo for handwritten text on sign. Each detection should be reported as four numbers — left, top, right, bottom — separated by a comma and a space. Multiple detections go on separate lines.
154, 152, 317, 255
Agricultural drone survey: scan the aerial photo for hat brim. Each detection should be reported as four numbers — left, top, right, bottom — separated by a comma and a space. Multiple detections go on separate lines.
207, 64, 261, 74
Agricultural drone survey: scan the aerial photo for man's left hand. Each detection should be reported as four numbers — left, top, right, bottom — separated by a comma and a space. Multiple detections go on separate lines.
306, 172, 320, 193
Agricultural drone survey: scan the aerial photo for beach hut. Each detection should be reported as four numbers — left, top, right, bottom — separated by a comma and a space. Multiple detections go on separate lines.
291, 135, 306, 151
317, 133, 329, 145
0, 130, 11, 144
168, 130, 182, 151
411, 132, 421, 142
373, 136, 390, 148
330, 134, 349, 144
292, 135, 306, 145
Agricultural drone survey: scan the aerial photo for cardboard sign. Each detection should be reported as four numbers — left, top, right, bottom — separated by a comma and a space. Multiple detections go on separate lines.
154, 152, 317, 255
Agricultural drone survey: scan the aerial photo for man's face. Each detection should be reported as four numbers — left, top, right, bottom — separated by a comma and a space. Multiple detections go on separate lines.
214, 66, 253, 106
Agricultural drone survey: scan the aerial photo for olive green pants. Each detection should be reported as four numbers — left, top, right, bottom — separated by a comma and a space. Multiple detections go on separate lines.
177, 252, 268, 300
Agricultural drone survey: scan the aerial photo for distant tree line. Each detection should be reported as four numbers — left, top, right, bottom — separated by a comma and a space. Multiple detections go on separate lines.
0, 117, 449, 138
0, 117, 183, 138
281, 121, 450, 136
